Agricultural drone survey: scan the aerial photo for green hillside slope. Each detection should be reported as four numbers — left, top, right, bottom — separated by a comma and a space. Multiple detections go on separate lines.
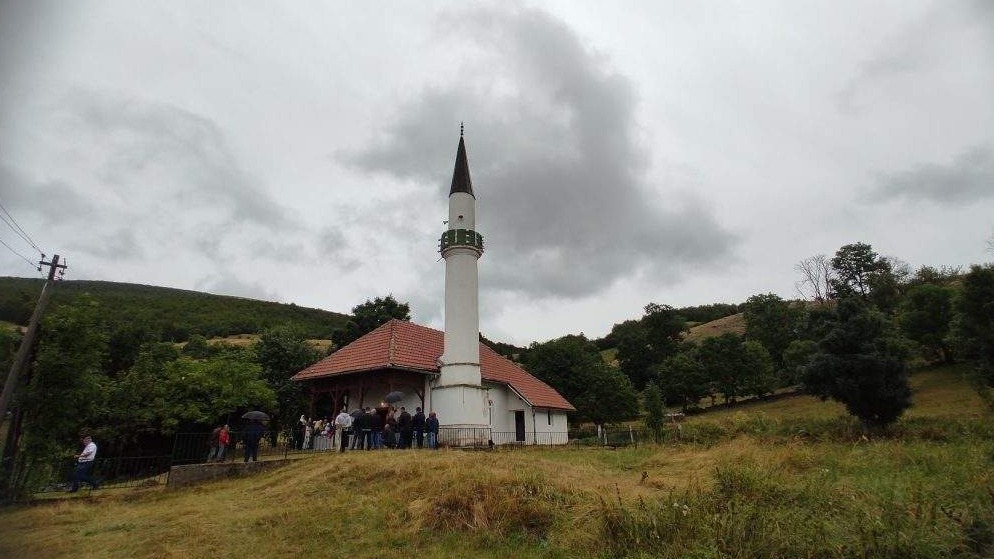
0, 277, 349, 341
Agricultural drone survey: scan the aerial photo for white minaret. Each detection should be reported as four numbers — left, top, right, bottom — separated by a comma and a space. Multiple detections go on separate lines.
433, 127, 489, 430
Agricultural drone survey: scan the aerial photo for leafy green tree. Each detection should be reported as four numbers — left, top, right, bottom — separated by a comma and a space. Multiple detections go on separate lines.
570, 364, 639, 426
898, 284, 955, 363
523, 334, 638, 425
697, 333, 750, 403
803, 298, 912, 430
332, 295, 411, 348
181, 334, 212, 359
11, 297, 110, 495
652, 351, 709, 411
255, 325, 320, 437
830, 242, 883, 299
522, 335, 602, 403
615, 303, 685, 390
642, 382, 667, 442
829, 243, 906, 312
951, 264, 994, 410
612, 319, 652, 390
782, 339, 818, 386
741, 340, 776, 397
742, 293, 802, 370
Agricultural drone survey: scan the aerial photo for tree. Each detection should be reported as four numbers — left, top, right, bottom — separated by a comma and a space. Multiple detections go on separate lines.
10, 297, 110, 495
570, 364, 639, 427
740, 340, 776, 397
898, 284, 955, 363
612, 319, 652, 390
742, 293, 802, 370
523, 334, 638, 425
781, 339, 818, 386
254, 325, 321, 438
697, 333, 749, 404
795, 254, 834, 303
331, 295, 411, 348
615, 303, 685, 390
642, 382, 667, 442
802, 298, 912, 430
951, 264, 994, 410
830, 243, 883, 299
652, 352, 709, 411
522, 335, 602, 403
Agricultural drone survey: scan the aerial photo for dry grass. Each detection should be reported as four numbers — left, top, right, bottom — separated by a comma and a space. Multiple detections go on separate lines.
176, 334, 334, 352
1, 365, 990, 558
682, 313, 745, 343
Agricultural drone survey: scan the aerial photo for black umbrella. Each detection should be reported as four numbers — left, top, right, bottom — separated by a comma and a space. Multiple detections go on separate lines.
350, 409, 364, 419
242, 410, 270, 421
384, 391, 404, 404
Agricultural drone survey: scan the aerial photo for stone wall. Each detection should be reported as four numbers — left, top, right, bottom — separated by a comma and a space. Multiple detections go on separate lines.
167, 459, 289, 489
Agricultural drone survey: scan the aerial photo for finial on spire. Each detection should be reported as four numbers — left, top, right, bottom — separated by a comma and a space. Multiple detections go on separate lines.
460, 122, 464, 137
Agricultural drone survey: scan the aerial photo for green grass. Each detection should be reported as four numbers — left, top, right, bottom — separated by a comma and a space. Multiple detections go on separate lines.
1, 365, 991, 559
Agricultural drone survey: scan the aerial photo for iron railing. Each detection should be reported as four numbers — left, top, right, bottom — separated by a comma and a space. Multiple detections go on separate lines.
25, 426, 642, 496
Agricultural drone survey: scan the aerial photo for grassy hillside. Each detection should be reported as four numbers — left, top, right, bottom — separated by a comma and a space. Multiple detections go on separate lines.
0, 277, 349, 341
683, 312, 746, 343
2, 365, 990, 559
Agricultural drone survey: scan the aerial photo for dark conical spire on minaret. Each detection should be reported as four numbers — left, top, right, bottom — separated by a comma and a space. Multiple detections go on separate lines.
449, 123, 474, 197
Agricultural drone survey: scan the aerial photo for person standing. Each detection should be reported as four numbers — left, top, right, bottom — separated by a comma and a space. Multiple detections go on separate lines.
216, 425, 230, 462
206, 425, 221, 462
68, 435, 99, 492
426, 411, 440, 450
334, 408, 352, 452
243, 420, 265, 462
368, 408, 383, 450
398, 406, 413, 449
412, 407, 426, 449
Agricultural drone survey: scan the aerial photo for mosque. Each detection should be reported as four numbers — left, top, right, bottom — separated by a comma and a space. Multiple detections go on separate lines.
291, 131, 574, 445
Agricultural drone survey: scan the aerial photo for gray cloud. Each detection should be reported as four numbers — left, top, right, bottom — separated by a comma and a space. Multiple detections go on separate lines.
65, 91, 291, 230
868, 144, 994, 205
194, 273, 280, 302
342, 7, 736, 300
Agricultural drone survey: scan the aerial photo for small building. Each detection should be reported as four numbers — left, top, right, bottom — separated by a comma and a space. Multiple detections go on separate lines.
291, 319, 574, 445
292, 129, 574, 445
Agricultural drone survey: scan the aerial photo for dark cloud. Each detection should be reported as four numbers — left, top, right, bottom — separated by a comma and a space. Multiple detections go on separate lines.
342, 7, 735, 300
868, 144, 994, 205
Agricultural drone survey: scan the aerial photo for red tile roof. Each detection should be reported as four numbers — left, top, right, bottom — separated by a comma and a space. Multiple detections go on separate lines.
292, 319, 575, 411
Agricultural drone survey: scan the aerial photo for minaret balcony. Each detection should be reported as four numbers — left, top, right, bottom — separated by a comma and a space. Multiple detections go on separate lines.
439, 229, 484, 254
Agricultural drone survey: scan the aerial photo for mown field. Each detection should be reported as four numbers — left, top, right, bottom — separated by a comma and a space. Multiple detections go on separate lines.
1, 365, 991, 559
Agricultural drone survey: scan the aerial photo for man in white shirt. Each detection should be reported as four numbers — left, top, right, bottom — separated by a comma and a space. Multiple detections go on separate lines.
68, 435, 99, 492
333, 408, 352, 453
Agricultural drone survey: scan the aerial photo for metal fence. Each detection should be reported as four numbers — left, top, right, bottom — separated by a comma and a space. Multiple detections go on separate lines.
33, 455, 173, 494
170, 430, 292, 466
26, 426, 642, 495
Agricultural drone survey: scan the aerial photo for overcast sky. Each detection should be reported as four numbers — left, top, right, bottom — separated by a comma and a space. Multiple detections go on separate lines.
1, 1, 992, 346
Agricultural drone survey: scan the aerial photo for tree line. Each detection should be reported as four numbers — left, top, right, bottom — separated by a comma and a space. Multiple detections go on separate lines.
518, 242, 994, 436
0, 291, 408, 498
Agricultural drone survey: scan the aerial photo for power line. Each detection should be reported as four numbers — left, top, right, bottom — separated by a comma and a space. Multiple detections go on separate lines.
0, 199, 42, 253
0, 236, 38, 269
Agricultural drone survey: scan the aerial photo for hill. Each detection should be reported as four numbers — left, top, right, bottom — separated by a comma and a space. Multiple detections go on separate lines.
1, 365, 990, 559
0, 277, 350, 341
682, 312, 746, 343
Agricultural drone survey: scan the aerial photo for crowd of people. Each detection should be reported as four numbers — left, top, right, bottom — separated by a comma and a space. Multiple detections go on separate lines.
299, 406, 441, 452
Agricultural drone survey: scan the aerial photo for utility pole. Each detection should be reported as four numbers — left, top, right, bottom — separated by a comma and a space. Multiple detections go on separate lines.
0, 254, 67, 427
